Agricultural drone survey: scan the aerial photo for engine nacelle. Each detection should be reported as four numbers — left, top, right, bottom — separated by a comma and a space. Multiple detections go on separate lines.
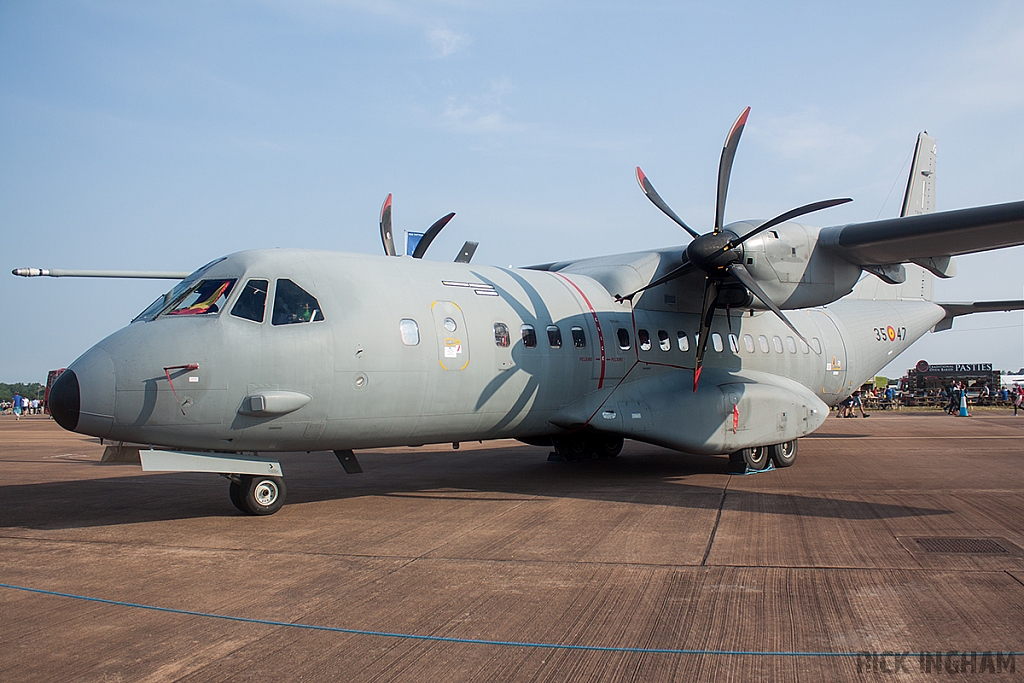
727, 220, 862, 309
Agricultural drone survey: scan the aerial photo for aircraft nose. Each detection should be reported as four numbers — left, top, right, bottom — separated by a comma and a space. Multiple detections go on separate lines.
51, 347, 116, 438
48, 369, 80, 431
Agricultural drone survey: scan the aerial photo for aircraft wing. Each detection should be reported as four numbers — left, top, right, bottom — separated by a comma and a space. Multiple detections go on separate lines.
819, 200, 1024, 266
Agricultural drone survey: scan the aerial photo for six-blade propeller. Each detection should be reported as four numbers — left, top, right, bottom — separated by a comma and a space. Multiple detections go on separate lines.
622, 107, 851, 390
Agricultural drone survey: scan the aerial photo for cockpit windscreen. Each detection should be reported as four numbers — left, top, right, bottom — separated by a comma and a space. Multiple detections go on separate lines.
164, 279, 237, 316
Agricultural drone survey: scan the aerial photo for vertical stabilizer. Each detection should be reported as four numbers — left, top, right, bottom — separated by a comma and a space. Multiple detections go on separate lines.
901, 132, 936, 217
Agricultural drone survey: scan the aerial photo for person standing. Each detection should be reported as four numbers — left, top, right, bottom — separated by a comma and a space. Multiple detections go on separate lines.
12, 392, 21, 420
1014, 385, 1023, 416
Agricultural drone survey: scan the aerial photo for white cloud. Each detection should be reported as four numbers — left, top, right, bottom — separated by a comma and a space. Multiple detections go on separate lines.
441, 78, 516, 134
428, 24, 468, 57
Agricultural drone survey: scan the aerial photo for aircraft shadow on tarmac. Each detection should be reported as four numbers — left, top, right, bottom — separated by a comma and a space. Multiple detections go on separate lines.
0, 446, 951, 529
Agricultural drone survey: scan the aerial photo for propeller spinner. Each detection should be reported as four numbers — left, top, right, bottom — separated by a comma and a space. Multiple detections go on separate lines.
623, 107, 851, 391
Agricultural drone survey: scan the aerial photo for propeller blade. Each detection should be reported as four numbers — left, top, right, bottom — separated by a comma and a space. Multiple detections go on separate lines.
455, 241, 478, 263
728, 197, 852, 250
692, 277, 720, 391
714, 106, 750, 234
411, 212, 456, 259
635, 167, 700, 239
380, 194, 397, 257
616, 260, 697, 302
726, 263, 817, 353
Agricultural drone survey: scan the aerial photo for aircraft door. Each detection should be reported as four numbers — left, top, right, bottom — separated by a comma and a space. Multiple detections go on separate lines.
816, 313, 849, 399
431, 301, 470, 371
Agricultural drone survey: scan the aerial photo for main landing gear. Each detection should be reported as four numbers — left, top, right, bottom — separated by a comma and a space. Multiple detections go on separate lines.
548, 434, 624, 462
228, 474, 287, 515
729, 439, 798, 472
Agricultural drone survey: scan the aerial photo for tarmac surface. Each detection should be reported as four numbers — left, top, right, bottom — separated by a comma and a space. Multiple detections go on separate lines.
1, 411, 1023, 681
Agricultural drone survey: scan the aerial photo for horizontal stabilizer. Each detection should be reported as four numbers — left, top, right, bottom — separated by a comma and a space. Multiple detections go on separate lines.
820, 200, 1024, 266
933, 299, 1024, 332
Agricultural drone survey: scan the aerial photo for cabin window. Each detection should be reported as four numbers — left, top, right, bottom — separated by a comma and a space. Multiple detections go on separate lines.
772, 336, 784, 354
638, 329, 652, 351
272, 279, 324, 325
677, 331, 689, 352
444, 317, 458, 332
811, 337, 822, 354
522, 324, 538, 348
547, 325, 562, 348
758, 335, 770, 353
494, 323, 511, 348
231, 279, 268, 323
571, 326, 587, 348
617, 328, 631, 350
658, 330, 671, 351
729, 333, 740, 354
165, 278, 237, 317
712, 333, 724, 353
786, 336, 797, 354
399, 319, 420, 346
799, 337, 810, 354
743, 334, 755, 353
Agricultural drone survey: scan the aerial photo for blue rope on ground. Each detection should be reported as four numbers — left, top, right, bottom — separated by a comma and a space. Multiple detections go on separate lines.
2, 582, 1020, 658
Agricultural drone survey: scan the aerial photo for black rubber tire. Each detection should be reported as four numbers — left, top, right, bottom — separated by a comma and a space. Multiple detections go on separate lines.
743, 446, 770, 471
228, 480, 246, 512
238, 475, 287, 515
553, 436, 593, 461
592, 435, 624, 459
770, 440, 798, 468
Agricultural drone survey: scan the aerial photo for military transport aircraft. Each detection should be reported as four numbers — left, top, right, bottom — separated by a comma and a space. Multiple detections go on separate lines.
16, 108, 1024, 515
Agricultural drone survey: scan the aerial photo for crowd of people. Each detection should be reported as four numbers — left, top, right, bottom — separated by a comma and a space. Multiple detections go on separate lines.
835, 382, 1024, 417
1, 394, 44, 418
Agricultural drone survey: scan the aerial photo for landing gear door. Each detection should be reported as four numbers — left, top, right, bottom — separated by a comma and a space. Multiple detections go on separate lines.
431, 301, 470, 371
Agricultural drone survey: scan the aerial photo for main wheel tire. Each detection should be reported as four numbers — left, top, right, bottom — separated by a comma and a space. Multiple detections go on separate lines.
228, 480, 246, 512
592, 435, 624, 459
553, 436, 593, 461
238, 475, 286, 515
770, 440, 798, 467
743, 446, 770, 471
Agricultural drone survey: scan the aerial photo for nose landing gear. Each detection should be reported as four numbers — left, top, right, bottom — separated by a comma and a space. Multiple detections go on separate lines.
228, 474, 287, 515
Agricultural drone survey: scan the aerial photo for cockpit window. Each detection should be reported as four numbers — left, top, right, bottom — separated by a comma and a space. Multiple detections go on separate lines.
133, 257, 227, 323
231, 279, 269, 323
272, 279, 324, 325
164, 279, 236, 316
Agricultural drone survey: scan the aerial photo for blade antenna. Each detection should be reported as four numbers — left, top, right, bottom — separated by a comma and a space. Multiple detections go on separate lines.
380, 194, 397, 257
411, 212, 456, 259
635, 167, 700, 239
714, 106, 750, 234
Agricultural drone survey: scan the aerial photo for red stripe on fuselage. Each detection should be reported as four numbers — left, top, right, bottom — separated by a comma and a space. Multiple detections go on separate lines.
554, 273, 606, 390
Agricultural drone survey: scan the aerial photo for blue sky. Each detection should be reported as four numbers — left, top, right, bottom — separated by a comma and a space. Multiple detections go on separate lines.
2, 0, 1022, 383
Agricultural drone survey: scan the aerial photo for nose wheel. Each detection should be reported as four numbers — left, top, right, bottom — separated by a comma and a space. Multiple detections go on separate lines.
229, 474, 287, 515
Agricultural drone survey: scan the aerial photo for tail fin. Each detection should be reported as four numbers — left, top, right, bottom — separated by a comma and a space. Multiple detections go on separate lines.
901, 132, 936, 217
849, 131, 939, 301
